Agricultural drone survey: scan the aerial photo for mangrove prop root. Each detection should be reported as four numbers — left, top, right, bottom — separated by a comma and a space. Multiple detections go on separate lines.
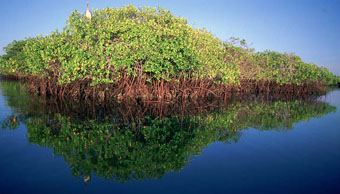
2, 75, 327, 103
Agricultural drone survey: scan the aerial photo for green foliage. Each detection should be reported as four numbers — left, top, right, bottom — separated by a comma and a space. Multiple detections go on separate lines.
0, 40, 28, 76
250, 50, 338, 85
1, 40, 27, 61
223, 37, 255, 81
8, 5, 239, 85
0, 5, 337, 87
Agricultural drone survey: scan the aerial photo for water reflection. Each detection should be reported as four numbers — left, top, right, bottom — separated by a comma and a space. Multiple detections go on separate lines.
0, 80, 337, 183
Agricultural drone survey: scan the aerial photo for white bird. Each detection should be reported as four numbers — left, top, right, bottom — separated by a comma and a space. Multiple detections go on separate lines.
85, 2, 92, 20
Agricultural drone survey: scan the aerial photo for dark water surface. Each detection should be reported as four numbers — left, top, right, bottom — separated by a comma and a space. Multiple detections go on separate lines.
0, 80, 339, 194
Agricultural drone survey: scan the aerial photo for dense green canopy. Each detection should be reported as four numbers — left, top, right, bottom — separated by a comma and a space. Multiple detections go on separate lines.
0, 5, 339, 87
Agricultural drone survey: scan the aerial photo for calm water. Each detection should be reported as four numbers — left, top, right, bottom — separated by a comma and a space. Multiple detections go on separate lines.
0, 79, 339, 194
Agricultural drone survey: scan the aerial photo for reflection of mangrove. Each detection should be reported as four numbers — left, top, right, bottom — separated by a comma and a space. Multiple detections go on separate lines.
0, 78, 330, 121
2, 104, 337, 181
27, 115, 216, 182
0, 80, 337, 182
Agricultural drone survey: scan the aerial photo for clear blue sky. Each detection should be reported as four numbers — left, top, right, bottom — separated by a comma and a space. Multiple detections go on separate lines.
0, 0, 339, 75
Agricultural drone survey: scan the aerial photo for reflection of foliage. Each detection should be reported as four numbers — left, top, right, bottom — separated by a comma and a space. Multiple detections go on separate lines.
0, 80, 44, 116
0, 80, 38, 130
0, 81, 337, 182
3, 100, 336, 182
1, 115, 19, 130
26, 115, 218, 182
202, 101, 337, 133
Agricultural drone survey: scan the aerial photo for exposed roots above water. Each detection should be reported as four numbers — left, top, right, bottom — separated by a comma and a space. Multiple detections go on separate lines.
2, 75, 328, 104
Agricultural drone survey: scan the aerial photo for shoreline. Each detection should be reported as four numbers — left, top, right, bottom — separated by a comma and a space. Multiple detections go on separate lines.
0, 74, 331, 103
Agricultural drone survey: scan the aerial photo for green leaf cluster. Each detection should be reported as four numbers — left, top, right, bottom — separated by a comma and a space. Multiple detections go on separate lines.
249, 50, 338, 85
0, 40, 28, 76
1, 5, 239, 85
